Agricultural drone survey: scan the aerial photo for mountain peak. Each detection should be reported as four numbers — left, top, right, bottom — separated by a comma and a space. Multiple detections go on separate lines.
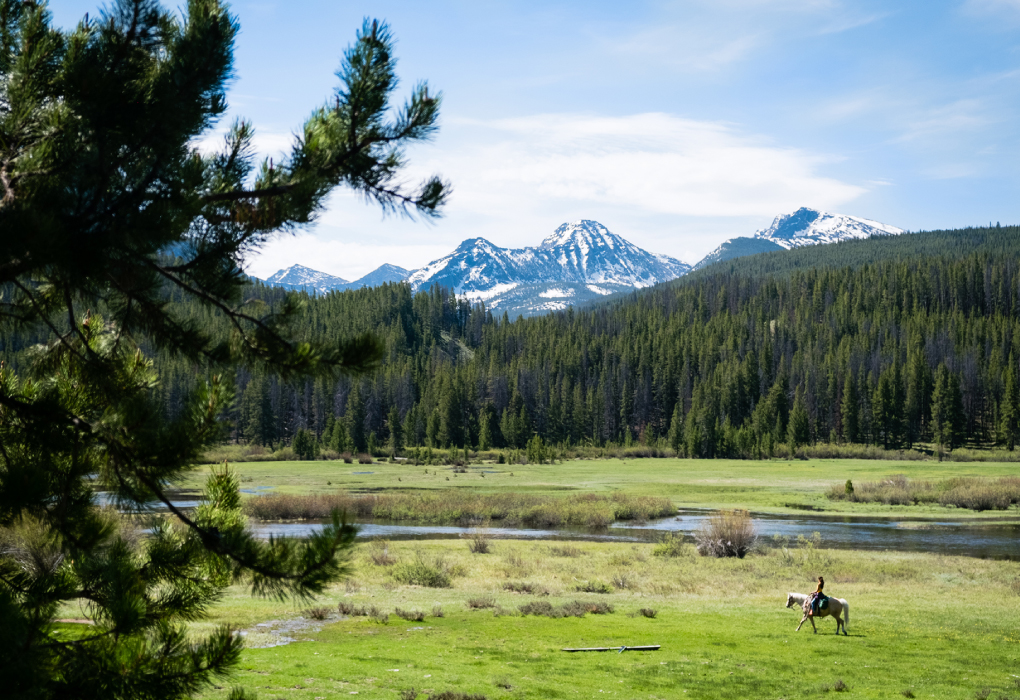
540, 219, 621, 249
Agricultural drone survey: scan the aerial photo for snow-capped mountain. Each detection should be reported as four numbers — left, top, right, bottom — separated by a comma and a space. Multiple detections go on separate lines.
264, 265, 350, 294
692, 208, 904, 271
260, 263, 410, 294
405, 220, 691, 315
755, 207, 904, 249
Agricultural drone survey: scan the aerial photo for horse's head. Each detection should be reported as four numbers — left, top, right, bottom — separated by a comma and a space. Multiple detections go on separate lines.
785, 593, 796, 608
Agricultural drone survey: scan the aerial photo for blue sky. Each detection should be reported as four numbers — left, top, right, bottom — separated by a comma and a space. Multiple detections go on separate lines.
49, 0, 1020, 280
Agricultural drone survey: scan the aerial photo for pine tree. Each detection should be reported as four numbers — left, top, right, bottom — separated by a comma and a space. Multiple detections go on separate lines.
999, 358, 1019, 450
0, 5, 447, 697
788, 388, 810, 450
387, 405, 403, 455
841, 371, 859, 444
931, 364, 964, 450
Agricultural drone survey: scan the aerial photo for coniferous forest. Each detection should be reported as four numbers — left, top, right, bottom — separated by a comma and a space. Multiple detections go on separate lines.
5, 225, 1020, 458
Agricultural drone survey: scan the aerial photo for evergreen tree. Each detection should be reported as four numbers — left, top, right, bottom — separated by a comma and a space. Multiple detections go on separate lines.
999, 359, 1019, 450
387, 405, 403, 454
788, 388, 810, 450
0, 5, 446, 698
841, 371, 859, 444
931, 364, 965, 450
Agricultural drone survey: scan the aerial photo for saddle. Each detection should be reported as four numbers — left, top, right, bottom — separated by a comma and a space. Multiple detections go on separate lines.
810, 593, 829, 613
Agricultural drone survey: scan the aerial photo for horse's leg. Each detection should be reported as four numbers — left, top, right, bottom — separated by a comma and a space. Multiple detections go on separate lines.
796, 614, 807, 631
834, 612, 843, 635
809, 615, 817, 634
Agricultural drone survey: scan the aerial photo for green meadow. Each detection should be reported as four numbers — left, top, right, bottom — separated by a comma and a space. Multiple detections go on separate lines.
186, 538, 1020, 700
184, 457, 1020, 520
159, 458, 1020, 698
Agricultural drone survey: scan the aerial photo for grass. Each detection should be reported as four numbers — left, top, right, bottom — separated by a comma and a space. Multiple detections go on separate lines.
183, 537, 1020, 700
182, 457, 1020, 520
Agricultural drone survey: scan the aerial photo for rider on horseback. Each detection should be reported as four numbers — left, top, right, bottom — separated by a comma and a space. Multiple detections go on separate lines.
807, 576, 826, 616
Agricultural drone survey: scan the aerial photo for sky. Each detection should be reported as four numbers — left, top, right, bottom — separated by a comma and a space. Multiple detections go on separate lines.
48, 0, 1020, 280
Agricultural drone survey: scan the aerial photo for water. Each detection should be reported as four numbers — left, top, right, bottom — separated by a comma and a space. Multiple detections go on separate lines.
250, 509, 1020, 561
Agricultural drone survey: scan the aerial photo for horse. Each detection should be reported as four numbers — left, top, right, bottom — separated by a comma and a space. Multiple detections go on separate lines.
785, 592, 850, 636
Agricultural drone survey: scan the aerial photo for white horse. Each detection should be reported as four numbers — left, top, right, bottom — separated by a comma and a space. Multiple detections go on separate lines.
785, 592, 850, 636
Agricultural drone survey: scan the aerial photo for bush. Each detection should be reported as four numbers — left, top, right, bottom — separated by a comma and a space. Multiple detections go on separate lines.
357, 453, 373, 464
573, 579, 613, 594
638, 608, 657, 618
392, 551, 454, 588
652, 532, 691, 558
466, 596, 496, 609
431, 604, 444, 618
394, 607, 426, 622
517, 600, 614, 618
611, 573, 634, 590
338, 601, 368, 616
430, 692, 489, 700
695, 510, 758, 558
464, 529, 492, 554
305, 606, 331, 620
502, 581, 548, 595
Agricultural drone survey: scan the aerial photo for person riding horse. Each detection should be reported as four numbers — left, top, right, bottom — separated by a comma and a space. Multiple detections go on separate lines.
807, 576, 827, 616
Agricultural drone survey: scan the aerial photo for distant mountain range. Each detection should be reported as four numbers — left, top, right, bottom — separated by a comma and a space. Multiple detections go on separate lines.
256, 208, 904, 315
263, 263, 409, 294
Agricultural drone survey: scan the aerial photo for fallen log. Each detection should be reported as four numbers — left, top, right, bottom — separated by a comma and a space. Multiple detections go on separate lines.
562, 645, 660, 653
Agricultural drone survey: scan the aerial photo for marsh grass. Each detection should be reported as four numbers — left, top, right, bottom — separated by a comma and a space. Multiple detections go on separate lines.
827, 475, 1020, 510
304, 606, 331, 620
517, 600, 614, 618
466, 596, 495, 609
242, 490, 674, 526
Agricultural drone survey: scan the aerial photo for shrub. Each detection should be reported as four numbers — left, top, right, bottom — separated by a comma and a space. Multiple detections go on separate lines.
305, 606, 331, 620
338, 601, 368, 616
400, 689, 420, 700
518, 600, 613, 618
432, 604, 444, 618
466, 596, 496, 609
611, 573, 634, 590
464, 530, 492, 554
431, 692, 489, 700
695, 509, 758, 558
357, 453, 373, 464
832, 678, 849, 692
503, 581, 549, 595
638, 608, 657, 618
370, 610, 389, 624
394, 607, 426, 622
901, 690, 915, 699
652, 532, 690, 558
573, 579, 613, 594
392, 551, 453, 588
341, 451, 354, 464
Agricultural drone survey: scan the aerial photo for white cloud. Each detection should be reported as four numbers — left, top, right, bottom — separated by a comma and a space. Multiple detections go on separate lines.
435, 113, 864, 219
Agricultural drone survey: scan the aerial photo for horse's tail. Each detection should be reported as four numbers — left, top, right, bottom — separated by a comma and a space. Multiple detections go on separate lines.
841, 599, 849, 632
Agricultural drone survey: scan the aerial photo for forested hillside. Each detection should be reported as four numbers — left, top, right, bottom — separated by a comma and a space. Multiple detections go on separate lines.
4, 225, 1020, 458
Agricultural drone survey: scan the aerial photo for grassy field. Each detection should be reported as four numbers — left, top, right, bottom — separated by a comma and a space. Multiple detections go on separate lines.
181, 458, 1020, 520
186, 538, 1020, 700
